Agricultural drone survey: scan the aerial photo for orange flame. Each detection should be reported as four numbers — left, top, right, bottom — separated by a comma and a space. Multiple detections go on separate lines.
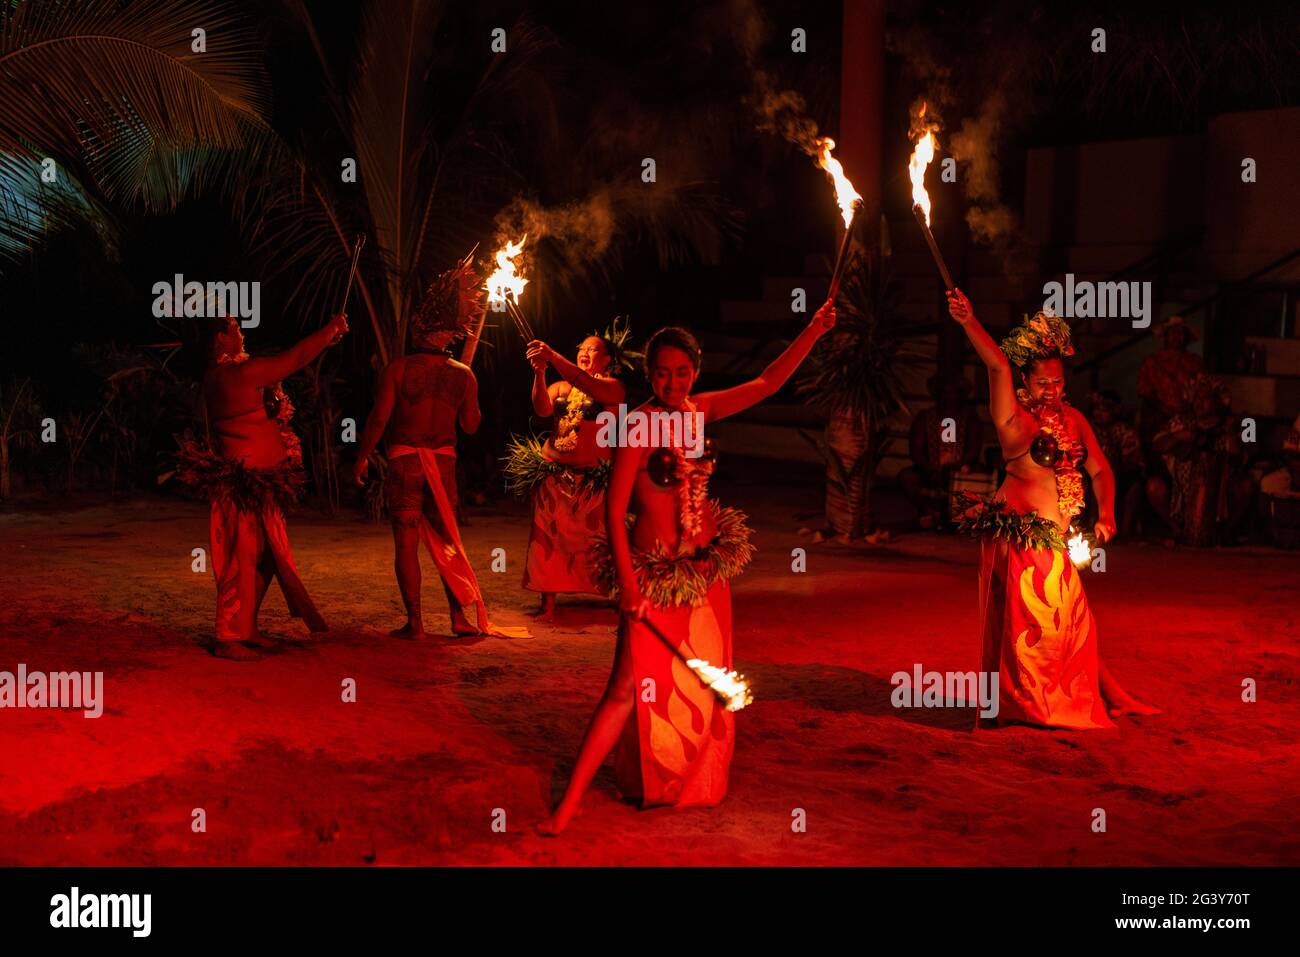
484, 236, 528, 308
687, 658, 753, 712
1067, 528, 1091, 568
816, 137, 862, 229
909, 127, 937, 226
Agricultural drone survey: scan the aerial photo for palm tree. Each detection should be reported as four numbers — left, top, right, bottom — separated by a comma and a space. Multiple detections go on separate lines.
0, 0, 271, 262
243, 0, 742, 369
798, 248, 911, 541
0, 376, 38, 500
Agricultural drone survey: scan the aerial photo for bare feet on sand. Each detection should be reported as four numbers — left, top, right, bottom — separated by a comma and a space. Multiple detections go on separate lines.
530, 594, 557, 623
242, 631, 280, 650
1107, 696, 1162, 717
536, 803, 580, 837
212, 642, 262, 661
389, 622, 426, 640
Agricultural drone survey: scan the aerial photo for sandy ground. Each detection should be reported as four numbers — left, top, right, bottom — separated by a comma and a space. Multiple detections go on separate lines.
1, 472, 1298, 866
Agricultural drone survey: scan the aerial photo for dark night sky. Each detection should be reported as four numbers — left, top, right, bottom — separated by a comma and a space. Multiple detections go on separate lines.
2, 0, 1295, 402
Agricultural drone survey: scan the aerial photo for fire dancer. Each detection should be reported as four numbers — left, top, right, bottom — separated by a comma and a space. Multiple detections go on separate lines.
177, 312, 347, 660
946, 289, 1160, 726
504, 321, 637, 621
538, 301, 836, 835
352, 261, 517, 639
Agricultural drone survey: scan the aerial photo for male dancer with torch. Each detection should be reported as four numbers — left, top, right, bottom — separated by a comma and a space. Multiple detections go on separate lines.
352, 256, 524, 639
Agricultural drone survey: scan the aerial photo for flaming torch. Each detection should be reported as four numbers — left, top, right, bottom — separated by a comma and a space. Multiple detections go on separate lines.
908, 104, 954, 291
1067, 527, 1092, 569
483, 236, 534, 341
637, 616, 752, 712
817, 137, 863, 301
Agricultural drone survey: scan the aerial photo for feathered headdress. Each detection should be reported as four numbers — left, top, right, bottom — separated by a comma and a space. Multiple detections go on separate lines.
1000, 311, 1075, 368
592, 316, 643, 376
412, 250, 484, 342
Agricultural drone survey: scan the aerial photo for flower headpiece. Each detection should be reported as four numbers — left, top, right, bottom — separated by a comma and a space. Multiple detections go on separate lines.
412, 251, 484, 342
1000, 311, 1075, 368
592, 316, 643, 376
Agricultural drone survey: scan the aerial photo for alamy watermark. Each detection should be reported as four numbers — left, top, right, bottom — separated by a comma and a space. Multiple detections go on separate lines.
0, 664, 103, 718
50, 887, 150, 937
151, 274, 261, 328
1042, 274, 1151, 329
594, 404, 705, 458
891, 664, 999, 719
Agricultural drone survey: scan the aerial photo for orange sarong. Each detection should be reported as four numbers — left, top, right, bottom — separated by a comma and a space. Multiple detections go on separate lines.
388, 444, 495, 633
614, 578, 735, 808
522, 472, 605, 595
978, 538, 1114, 729
210, 499, 325, 642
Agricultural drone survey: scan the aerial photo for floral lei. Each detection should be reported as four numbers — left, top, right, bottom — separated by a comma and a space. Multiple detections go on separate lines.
671, 398, 714, 538
1017, 389, 1085, 521
551, 386, 590, 453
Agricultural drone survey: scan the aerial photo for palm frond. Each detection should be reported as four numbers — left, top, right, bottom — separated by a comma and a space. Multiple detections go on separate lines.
0, 0, 269, 257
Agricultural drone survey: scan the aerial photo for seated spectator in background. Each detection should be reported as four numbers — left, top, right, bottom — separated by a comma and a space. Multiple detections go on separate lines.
1259, 414, 1300, 549
1088, 391, 1144, 537
1150, 372, 1252, 546
898, 375, 983, 529
1138, 315, 1203, 467
1259, 413, 1300, 499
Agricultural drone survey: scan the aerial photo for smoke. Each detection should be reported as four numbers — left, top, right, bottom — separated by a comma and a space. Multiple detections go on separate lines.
722, 0, 825, 155
495, 193, 618, 268
749, 74, 823, 155
892, 20, 1030, 276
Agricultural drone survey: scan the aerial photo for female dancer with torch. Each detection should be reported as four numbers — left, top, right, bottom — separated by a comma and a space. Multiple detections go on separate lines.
946, 288, 1159, 726
505, 322, 635, 621
177, 309, 348, 659
538, 300, 836, 835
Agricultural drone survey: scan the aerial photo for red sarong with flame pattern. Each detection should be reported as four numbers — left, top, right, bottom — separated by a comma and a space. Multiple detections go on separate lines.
522, 472, 605, 595
614, 578, 735, 808
978, 538, 1114, 730
210, 499, 326, 642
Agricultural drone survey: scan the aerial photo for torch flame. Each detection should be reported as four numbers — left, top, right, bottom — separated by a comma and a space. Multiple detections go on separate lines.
909, 129, 937, 226
1067, 528, 1091, 568
484, 236, 528, 309
816, 137, 862, 229
686, 658, 753, 712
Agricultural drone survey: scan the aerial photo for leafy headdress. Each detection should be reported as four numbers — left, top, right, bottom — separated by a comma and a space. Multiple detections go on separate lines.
411, 250, 483, 344
1000, 311, 1075, 368
592, 316, 642, 376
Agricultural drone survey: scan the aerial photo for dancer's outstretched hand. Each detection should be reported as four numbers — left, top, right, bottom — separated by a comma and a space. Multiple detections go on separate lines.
327, 312, 349, 344
946, 288, 974, 324
813, 300, 836, 334
353, 456, 369, 487
526, 340, 555, 368
1094, 520, 1116, 545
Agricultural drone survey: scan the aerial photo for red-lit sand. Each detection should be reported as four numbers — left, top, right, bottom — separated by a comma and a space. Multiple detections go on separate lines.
1, 482, 1297, 866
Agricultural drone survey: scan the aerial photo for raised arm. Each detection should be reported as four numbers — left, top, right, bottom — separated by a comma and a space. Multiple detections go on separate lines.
695, 300, 835, 423
1074, 408, 1117, 543
353, 361, 398, 484
530, 352, 554, 418
239, 313, 348, 389
946, 289, 1018, 429
606, 441, 646, 616
528, 341, 626, 407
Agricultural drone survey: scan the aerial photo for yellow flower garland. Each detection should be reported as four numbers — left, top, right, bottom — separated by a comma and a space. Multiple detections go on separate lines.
1017, 389, 1086, 521
551, 386, 589, 453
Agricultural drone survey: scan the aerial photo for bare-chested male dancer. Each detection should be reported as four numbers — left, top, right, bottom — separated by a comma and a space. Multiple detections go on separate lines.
353, 260, 523, 639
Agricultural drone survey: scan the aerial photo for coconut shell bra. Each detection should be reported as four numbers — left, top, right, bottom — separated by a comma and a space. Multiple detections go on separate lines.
1028, 430, 1088, 469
